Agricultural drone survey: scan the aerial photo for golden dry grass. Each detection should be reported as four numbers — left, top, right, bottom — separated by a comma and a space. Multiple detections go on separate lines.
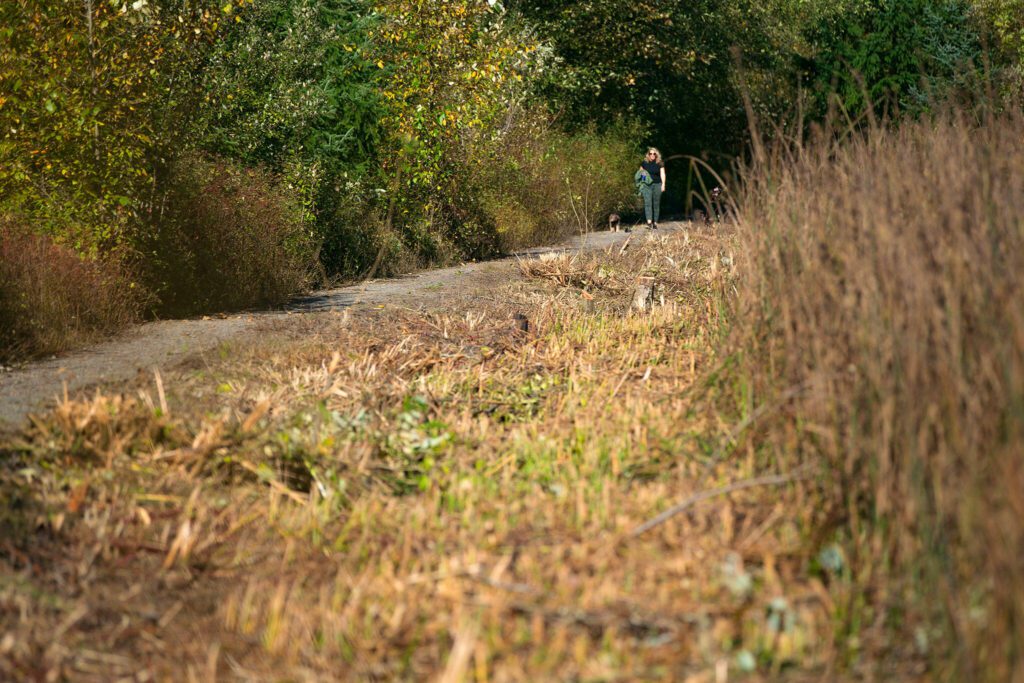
729, 109, 1024, 680
0, 229, 841, 681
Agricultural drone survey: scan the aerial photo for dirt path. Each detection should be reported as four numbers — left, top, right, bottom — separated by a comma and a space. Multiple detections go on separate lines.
0, 225, 673, 432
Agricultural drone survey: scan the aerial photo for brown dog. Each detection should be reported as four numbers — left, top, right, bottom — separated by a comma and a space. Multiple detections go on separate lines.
608, 212, 621, 232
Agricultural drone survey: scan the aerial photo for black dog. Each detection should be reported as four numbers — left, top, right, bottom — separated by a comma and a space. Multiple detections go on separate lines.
694, 187, 729, 224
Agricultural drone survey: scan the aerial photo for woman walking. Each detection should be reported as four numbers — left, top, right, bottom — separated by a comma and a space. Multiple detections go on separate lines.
637, 147, 666, 229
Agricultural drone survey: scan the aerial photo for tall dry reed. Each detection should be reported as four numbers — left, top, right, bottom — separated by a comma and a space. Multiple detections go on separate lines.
731, 110, 1024, 679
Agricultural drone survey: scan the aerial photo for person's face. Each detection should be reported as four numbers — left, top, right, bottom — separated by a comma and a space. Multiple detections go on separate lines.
647, 151, 656, 160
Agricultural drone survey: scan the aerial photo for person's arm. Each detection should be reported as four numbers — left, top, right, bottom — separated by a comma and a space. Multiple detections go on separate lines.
660, 165, 667, 191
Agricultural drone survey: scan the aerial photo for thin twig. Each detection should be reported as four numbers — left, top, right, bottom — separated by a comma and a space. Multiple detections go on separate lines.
627, 467, 813, 539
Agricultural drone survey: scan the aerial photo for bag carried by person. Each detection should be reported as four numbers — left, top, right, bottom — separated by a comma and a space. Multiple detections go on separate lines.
634, 168, 653, 195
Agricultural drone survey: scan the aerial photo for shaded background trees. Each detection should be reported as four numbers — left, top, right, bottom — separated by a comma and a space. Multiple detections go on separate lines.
803, 0, 984, 119
508, 0, 1005, 209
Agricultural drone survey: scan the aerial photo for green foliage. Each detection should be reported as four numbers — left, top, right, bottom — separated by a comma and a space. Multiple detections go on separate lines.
0, 0, 227, 251
509, 0, 1002, 159
371, 0, 547, 252
195, 0, 381, 175
505, 0, 852, 159
190, 0, 386, 275
336, 0, 641, 266
805, 0, 983, 119
508, 0, 743, 157
373, 0, 541, 188
972, 0, 1024, 63
969, 0, 1024, 97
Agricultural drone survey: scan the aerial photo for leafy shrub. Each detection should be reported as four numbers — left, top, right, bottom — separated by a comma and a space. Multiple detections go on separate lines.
0, 225, 142, 361
311, 113, 637, 278
141, 154, 314, 316
730, 110, 1024, 678
195, 0, 381, 174
970, 0, 1024, 99
0, 0, 227, 250
370, 0, 545, 257
193, 0, 384, 275
473, 119, 638, 252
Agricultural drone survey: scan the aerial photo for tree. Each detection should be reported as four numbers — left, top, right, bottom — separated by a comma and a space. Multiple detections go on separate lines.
803, 0, 983, 120
0, 0, 229, 251
369, 0, 546, 253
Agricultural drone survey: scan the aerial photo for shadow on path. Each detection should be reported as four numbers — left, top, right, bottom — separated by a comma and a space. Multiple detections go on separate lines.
283, 224, 670, 314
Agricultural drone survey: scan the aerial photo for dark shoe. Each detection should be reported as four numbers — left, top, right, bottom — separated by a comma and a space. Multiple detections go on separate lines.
652, 222, 659, 230
646, 222, 653, 230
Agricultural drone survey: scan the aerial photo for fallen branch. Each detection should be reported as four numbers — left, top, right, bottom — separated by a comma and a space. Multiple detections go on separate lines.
627, 467, 813, 539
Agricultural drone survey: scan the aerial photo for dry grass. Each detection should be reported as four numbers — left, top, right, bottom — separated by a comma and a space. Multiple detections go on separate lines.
729, 109, 1024, 680
0, 225, 143, 362
0, 229, 839, 681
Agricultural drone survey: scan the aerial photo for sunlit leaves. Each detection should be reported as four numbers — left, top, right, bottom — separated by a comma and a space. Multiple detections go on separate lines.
0, 0, 230, 249
971, 0, 1024, 65
372, 0, 542, 189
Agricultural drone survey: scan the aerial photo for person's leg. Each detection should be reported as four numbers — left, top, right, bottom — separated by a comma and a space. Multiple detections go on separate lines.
641, 185, 654, 224
651, 184, 662, 225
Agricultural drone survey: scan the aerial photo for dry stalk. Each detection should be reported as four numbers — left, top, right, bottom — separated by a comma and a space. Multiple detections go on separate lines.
627, 467, 813, 539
